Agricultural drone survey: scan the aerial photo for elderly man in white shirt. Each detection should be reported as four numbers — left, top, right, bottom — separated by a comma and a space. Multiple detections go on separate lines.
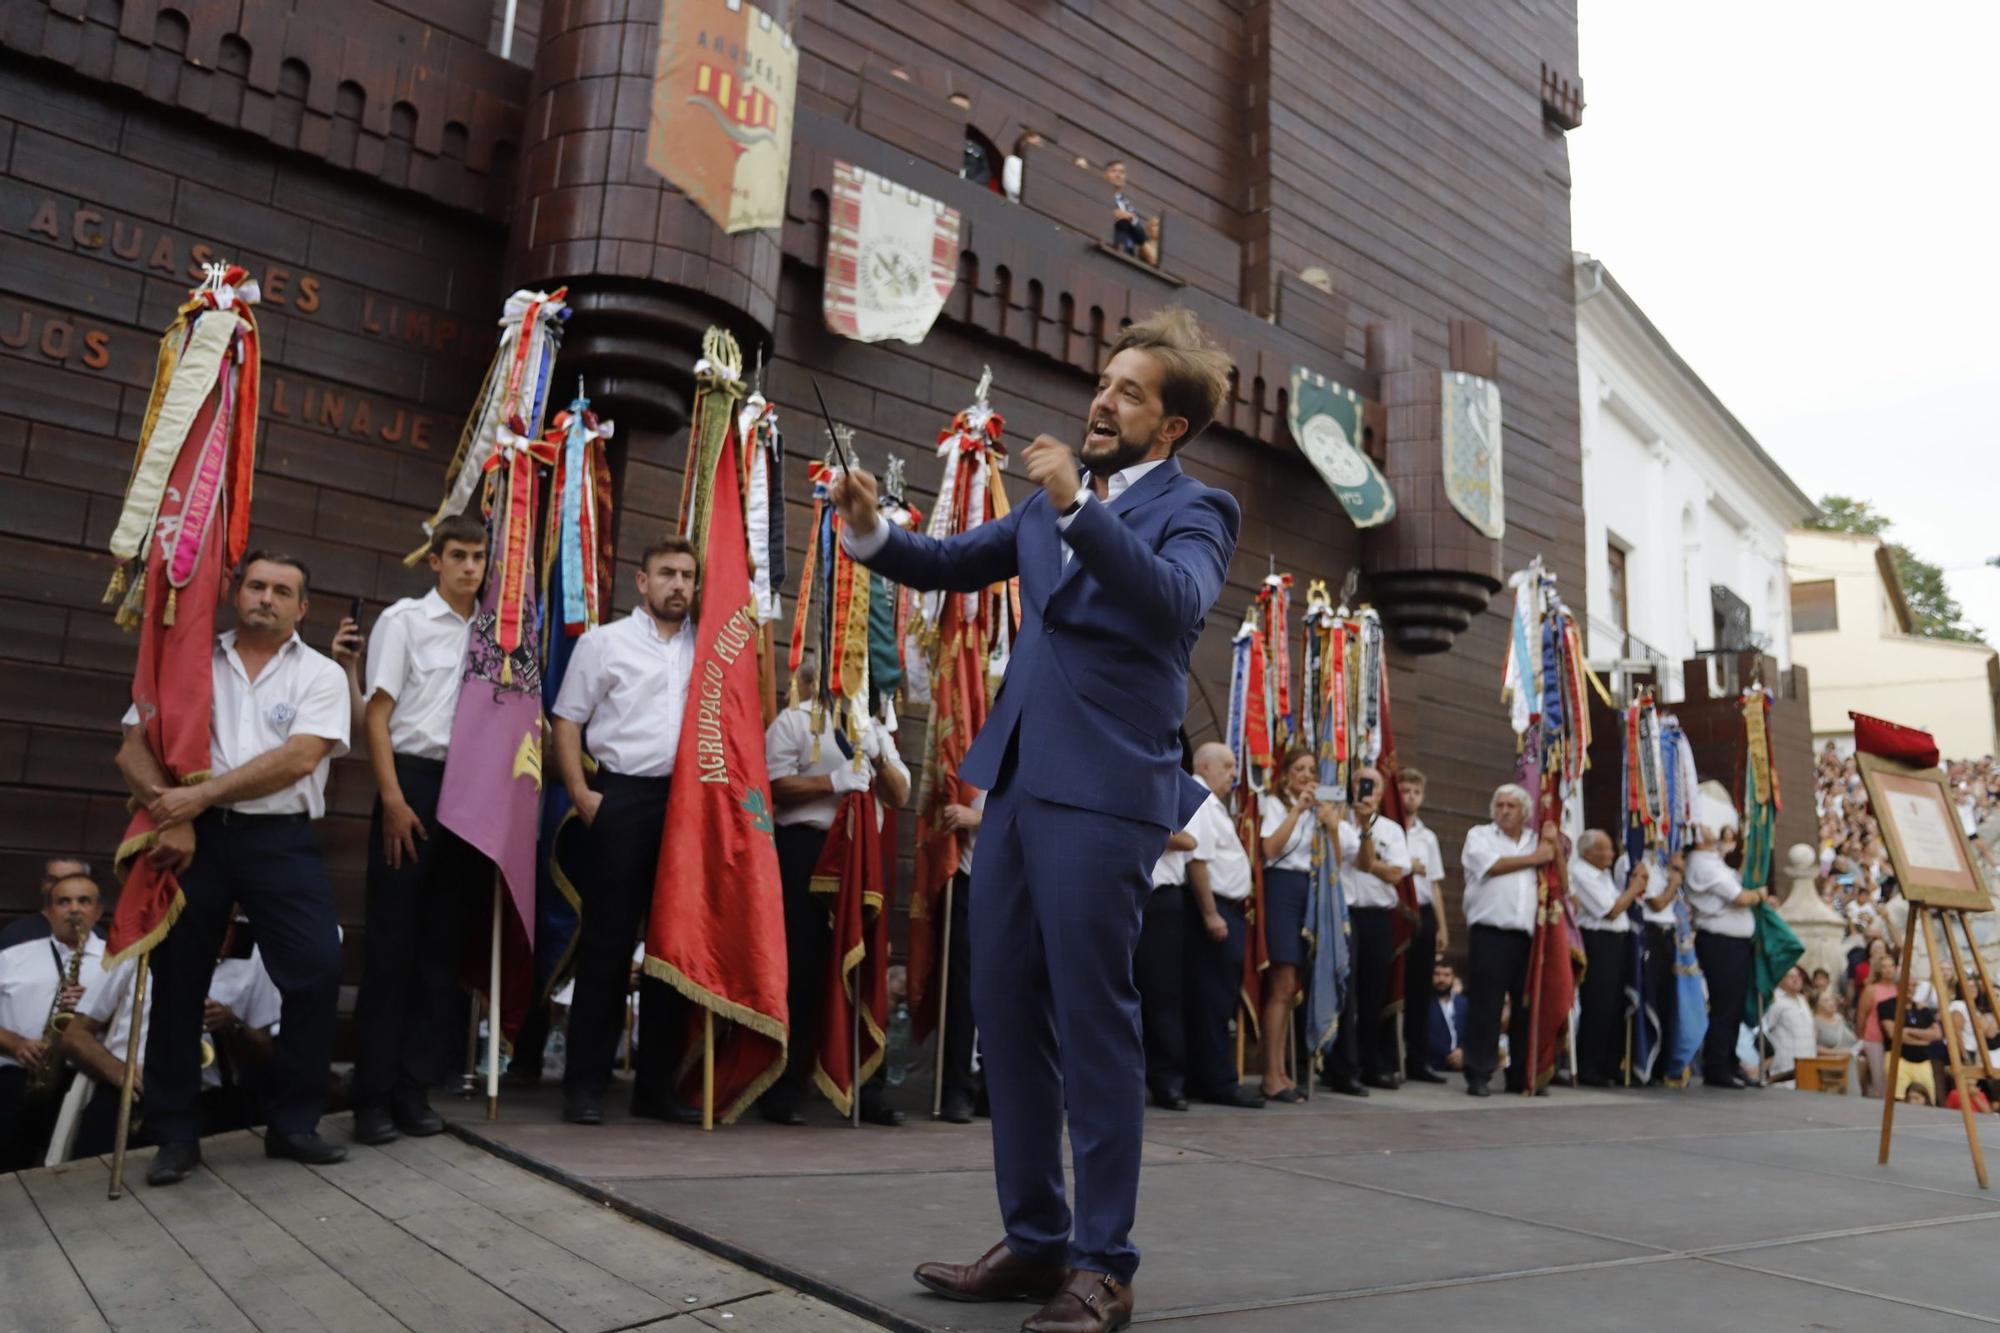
0, 870, 104, 1169
1684, 821, 1767, 1088
1459, 783, 1558, 1097
550, 535, 701, 1126
116, 552, 351, 1184
1570, 830, 1646, 1087
1180, 743, 1263, 1109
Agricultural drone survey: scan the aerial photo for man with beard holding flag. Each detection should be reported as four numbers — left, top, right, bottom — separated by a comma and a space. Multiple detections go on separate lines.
832, 308, 1238, 1333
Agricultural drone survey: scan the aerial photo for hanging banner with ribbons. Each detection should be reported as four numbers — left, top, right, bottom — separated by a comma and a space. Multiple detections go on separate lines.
1441, 370, 1505, 539
1287, 366, 1395, 528
824, 160, 962, 345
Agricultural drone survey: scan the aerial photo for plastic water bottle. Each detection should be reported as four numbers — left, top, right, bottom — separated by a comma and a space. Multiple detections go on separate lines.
885, 1002, 913, 1086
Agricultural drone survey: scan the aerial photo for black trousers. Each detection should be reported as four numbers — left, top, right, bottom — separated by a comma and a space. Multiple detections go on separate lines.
0, 1065, 64, 1170
1642, 923, 1677, 1079
1183, 893, 1247, 1099
1577, 929, 1632, 1083
1136, 883, 1187, 1099
939, 870, 980, 1105
1327, 906, 1396, 1083
1403, 904, 1439, 1075
1695, 932, 1754, 1084
147, 810, 341, 1142
1464, 924, 1533, 1091
353, 754, 482, 1109
563, 771, 681, 1102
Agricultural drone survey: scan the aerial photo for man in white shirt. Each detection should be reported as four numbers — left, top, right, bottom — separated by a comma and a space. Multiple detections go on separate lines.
934, 790, 989, 1123
758, 658, 911, 1126
1459, 783, 1557, 1097
1684, 822, 1767, 1089
1761, 965, 1816, 1081
551, 535, 700, 1126
1322, 766, 1411, 1094
1398, 768, 1449, 1084
1569, 830, 1645, 1087
117, 552, 351, 1183
1135, 735, 1199, 1112
347, 511, 488, 1145
1183, 743, 1262, 1108
0, 857, 95, 950
1632, 849, 1686, 1085
0, 870, 103, 1168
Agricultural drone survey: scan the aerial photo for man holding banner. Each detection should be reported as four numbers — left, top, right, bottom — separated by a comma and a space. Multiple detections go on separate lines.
832, 308, 1238, 1333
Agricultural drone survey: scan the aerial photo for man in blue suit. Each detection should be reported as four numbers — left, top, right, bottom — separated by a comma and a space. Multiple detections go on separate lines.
1425, 958, 1470, 1077
833, 308, 1238, 1333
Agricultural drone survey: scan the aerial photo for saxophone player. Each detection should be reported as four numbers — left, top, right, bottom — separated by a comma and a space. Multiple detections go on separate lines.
0, 870, 104, 1169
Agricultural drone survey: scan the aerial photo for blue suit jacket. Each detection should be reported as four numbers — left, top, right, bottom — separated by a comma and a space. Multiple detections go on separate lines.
863, 457, 1239, 830
1428, 993, 1469, 1069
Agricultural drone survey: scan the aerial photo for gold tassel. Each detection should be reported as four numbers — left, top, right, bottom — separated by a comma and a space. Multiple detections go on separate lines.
501, 657, 512, 686
163, 587, 177, 627
103, 565, 128, 605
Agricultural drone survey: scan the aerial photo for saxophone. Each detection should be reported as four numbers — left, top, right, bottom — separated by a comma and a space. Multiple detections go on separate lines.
28, 911, 87, 1098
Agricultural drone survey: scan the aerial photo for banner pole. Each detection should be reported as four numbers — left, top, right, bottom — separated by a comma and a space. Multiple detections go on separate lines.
852, 976, 862, 1129
702, 1010, 715, 1131
486, 874, 501, 1121
107, 953, 150, 1201
932, 877, 953, 1119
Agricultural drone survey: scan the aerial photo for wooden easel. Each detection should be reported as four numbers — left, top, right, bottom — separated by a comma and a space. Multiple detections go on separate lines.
1862, 751, 1997, 1189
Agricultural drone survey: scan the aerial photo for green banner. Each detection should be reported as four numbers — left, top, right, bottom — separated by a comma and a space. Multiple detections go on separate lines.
1287, 366, 1395, 528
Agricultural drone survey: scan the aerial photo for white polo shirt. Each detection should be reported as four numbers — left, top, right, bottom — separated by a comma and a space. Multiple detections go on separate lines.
1568, 857, 1630, 933
1185, 792, 1252, 903
364, 589, 471, 760
1339, 813, 1410, 910
1406, 817, 1444, 909
1258, 794, 1316, 872
1461, 822, 1540, 933
203, 949, 281, 1090
551, 610, 695, 777
80, 951, 153, 1073
121, 631, 350, 817
764, 704, 908, 832
0, 931, 104, 1068
1685, 849, 1754, 938
957, 790, 988, 875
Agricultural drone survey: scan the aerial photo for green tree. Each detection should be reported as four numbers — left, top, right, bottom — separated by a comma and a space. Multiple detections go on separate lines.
1807, 494, 1984, 643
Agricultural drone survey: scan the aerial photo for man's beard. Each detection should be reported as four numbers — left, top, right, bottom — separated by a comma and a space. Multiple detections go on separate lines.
1081, 425, 1157, 477
649, 595, 689, 622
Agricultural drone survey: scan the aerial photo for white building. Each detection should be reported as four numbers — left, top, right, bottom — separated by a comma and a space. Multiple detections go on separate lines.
1574, 255, 1817, 700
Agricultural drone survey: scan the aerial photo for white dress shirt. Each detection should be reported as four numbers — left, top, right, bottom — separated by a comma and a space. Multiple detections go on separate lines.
1617, 852, 1679, 928
1762, 990, 1817, 1076
551, 610, 695, 777
122, 631, 351, 817
1259, 794, 1316, 871
1184, 792, 1251, 902
1684, 849, 1754, 937
764, 704, 908, 832
1461, 823, 1540, 933
364, 589, 471, 760
0, 932, 104, 1068
1339, 813, 1410, 910
1406, 817, 1443, 909
80, 951, 154, 1076
203, 948, 282, 1090
958, 790, 988, 875
1568, 858, 1630, 933
842, 459, 1168, 568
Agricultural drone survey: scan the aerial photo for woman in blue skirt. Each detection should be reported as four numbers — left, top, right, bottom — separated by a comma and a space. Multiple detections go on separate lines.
1258, 748, 1331, 1102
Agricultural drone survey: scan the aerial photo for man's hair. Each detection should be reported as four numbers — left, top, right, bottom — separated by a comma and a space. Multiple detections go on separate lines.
1107, 308, 1232, 450
39, 858, 89, 905
1399, 767, 1427, 788
641, 533, 698, 571
429, 511, 487, 558
237, 550, 311, 594
1104, 158, 1125, 170
1490, 782, 1532, 817
47, 873, 98, 901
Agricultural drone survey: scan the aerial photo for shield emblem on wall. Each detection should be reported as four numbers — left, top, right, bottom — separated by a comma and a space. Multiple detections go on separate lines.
823, 161, 962, 345
646, 0, 799, 235
1288, 365, 1395, 528
1441, 371, 1505, 539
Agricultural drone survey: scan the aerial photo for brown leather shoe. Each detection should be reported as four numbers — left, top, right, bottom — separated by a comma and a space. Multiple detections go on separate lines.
913, 1240, 1067, 1303
1021, 1269, 1134, 1332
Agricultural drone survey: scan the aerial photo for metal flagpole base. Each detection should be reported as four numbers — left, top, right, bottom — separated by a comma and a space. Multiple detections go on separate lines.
932, 879, 953, 1120
486, 875, 502, 1122
702, 1011, 715, 1131
107, 954, 150, 1201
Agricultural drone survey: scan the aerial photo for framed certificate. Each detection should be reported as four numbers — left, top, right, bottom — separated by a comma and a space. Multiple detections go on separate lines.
1857, 753, 1992, 912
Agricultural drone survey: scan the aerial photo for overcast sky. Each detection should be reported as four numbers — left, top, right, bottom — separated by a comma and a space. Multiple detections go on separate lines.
1569, 2, 2000, 643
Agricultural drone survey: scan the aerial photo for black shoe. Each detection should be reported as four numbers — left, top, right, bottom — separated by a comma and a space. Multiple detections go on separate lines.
265, 1131, 350, 1165
501, 1061, 545, 1088
1323, 1076, 1369, 1097
1200, 1086, 1266, 1109
1706, 1075, 1749, 1090
758, 1102, 805, 1126
391, 1096, 444, 1137
1364, 1074, 1400, 1091
352, 1105, 401, 1145
631, 1094, 705, 1125
1552, 1072, 1576, 1088
1576, 1075, 1613, 1089
1262, 1085, 1307, 1104
1150, 1088, 1190, 1112
147, 1140, 201, 1187
1533, 1086, 1551, 1098
1466, 1078, 1491, 1098
939, 1093, 977, 1124
563, 1091, 605, 1125
862, 1100, 906, 1127
1406, 1069, 1447, 1084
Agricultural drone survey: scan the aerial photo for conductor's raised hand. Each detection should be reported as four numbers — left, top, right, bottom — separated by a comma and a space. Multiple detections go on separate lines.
829, 467, 880, 538
1023, 435, 1081, 511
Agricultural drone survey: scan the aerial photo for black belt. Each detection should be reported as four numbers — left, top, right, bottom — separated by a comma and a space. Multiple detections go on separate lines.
393, 753, 446, 773
595, 769, 672, 788
212, 809, 310, 826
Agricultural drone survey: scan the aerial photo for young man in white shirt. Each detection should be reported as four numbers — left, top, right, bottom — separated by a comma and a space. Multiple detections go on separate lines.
1398, 768, 1449, 1083
1569, 830, 1646, 1087
117, 553, 351, 1183
550, 535, 700, 1126
1134, 735, 1199, 1112
758, 658, 910, 1125
1182, 743, 1262, 1108
1322, 766, 1410, 1094
1684, 822, 1767, 1089
347, 511, 488, 1145
1459, 783, 1558, 1097
0, 870, 103, 1168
